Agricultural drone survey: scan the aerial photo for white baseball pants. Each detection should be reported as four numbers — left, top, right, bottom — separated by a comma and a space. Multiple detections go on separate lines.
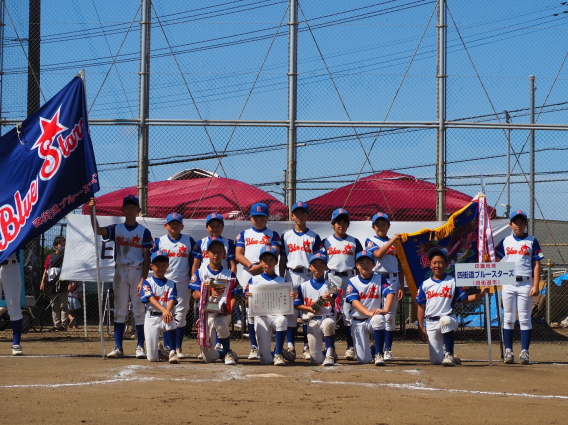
144, 313, 177, 362
351, 315, 385, 364
384, 275, 400, 332
306, 316, 335, 364
113, 265, 145, 325
285, 269, 311, 328
425, 315, 458, 365
174, 280, 191, 327
0, 263, 23, 321
254, 314, 287, 365
201, 313, 232, 363
502, 281, 533, 330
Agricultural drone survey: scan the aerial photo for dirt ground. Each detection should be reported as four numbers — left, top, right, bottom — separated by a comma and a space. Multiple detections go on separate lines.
1, 339, 567, 425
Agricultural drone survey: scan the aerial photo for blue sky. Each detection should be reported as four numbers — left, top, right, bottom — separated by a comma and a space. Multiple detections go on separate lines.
2, 0, 568, 220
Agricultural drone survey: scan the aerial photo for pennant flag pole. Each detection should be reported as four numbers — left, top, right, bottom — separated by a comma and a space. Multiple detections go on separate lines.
477, 193, 494, 365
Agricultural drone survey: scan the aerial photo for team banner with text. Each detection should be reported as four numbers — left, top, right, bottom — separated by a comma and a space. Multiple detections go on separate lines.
0, 76, 99, 262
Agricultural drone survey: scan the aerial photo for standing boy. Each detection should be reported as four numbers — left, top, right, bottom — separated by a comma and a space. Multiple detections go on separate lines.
0, 250, 24, 356
322, 208, 362, 361
235, 202, 281, 360
365, 212, 405, 360
89, 195, 153, 358
40, 236, 69, 331
280, 201, 322, 359
191, 212, 237, 274
151, 212, 197, 358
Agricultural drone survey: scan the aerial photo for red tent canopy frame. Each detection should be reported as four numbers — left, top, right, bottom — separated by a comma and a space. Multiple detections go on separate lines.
306, 170, 495, 221
83, 177, 288, 220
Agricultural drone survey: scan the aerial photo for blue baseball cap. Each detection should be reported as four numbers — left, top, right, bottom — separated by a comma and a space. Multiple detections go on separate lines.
123, 194, 140, 207
292, 201, 309, 214
206, 236, 226, 250
428, 247, 448, 262
309, 252, 327, 264
166, 212, 183, 224
356, 250, 375, 262
372, 212, 390, 225
151, 250, 169, 263
206, 212, 224, 225
250, 202, 268, 217
510, 209, 528, 222
259, 245, 278, 260
331, 208, 349, 221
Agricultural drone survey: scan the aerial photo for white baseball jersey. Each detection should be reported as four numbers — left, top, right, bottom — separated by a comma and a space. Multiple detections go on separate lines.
140, 276, 177, 314
105, 223, 153, 266
365, 236, 398, 274
236, 227, 281, 263
346, 274, 393, 320
192, 236, 236, 269
415, 275, 467, 318
295, 278, 334, 316
323, 234, 363, 272
495, 234, 543, 277
152, 234, 196, 285
189, 264, 241, 297
281, 229, 322, 269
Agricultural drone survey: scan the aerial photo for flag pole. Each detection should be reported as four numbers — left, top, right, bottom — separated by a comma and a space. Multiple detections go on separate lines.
477, 192, 493, 366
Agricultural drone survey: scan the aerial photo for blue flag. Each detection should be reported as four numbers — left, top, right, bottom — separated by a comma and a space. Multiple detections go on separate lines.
0, 76, 99, 262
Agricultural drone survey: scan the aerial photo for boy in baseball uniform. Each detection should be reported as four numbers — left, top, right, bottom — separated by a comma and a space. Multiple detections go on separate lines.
0, 250, 24, 356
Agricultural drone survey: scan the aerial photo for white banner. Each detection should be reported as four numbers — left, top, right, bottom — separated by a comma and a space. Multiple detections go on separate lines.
61, 214, 512, 283
455, 262, 517, 287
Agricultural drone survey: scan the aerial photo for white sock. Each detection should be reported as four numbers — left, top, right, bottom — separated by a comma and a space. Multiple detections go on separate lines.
288, 342, 294, 351
326, 347, 334, 357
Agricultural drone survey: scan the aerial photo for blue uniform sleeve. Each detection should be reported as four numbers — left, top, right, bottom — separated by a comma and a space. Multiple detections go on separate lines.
532, 238, 544, 261
271, 231, 281, 248
345, 281, 360, 303
415, 283, 426, 305
192, 241, 203, 261
230, 272, 243, 296
140, 280, 154, 303
313, 234, 322, 252
495, 240, 505, 260
382, 283, 394, 297
189, 271, 201, 291
105, 224, 116, 241
235, 231, 246, 249
294, 285, 305, 306
354, 238, 363, 254
150, 237, 160, 254
142, 228, 153, 248
227, 239, 236, 262
454, 287, 467, 304
365, 238, 379, 252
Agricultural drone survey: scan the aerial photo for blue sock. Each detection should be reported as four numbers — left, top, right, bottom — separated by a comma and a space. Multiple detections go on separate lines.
442, 331, 455, 355
176, 326, 185, 349
384, 330, 394, 351
286, 327, 296, 348
215, 333, 220, 346
370, 344, 376, 357
114, 322, 126, 348
303, 323, 309, 348
220, 337, 231, 357
503, 328, 514, 350
163, 331, 171, 350
167, 330, 177, 352
373, 329, 386, 355
345, 325, 354, 348
274, 330, 286, 355
520, 329, 532, 351
11, 319, 23, 346
135, 324, 145, 347
248, 323, 258, 348
324, 335, 335, 352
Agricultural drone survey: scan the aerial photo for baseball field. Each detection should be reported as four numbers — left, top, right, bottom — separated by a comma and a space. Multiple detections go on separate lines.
1, 339, 567, 424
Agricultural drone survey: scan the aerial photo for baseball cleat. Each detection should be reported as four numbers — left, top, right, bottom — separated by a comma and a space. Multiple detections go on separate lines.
169, 351, 179, 364
135, 345, 146, 359
273, 353, 286, 366
197, 352, 203, 359
303, 348, 311, 360
374, 353, 385, 366
225, 350, 238, 365
107, 346, 124, 358
323, 355, 335, 366
442, 352, 455, 367
384, 350, 393, 361
519, 349, 530, 365
248, 346, 259, 360
176, 347, 188, 359
158, 343, 169, 361
282, 349, 296, 363
12, 345, 23, 356
344, 346, 356, 361
504, 349, 514, 364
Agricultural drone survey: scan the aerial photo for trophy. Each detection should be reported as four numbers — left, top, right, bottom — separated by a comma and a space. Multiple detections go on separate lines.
205, 278, 234, 315
311, 281, 339, 313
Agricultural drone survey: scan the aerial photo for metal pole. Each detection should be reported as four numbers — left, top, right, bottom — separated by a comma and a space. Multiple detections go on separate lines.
91, 207, 105, 357
282, 169, 287, 204
436, 0, 447, 221
28, 0, 40, 114
137, 0, 151, 216
529, 75, 535, 234
83, 281, 87, 338
286, 0, 298, 219
485, 292, 493, 366
547, 259, 552, 325
494, 288, 504, 359
505, 111, 511, 218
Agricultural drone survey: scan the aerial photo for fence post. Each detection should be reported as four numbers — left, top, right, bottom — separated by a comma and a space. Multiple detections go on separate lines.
529, 75, 535, 234
83, 281, 87, 338
436, 0, 447, 221
286, 0, 298, 218
547, 259, 552, 325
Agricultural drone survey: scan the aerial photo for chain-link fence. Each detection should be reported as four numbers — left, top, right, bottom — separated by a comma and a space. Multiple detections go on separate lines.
1, 0, 568, 347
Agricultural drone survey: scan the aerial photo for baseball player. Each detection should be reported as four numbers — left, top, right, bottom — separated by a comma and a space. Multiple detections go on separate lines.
294, 252, 337, 366
89, 195, 153, 359
0, 250, 24, 356
140, 250, 179, 364
279, 201, 322, 360
365, 212, 405, 361
416, 247, 488, 366
322, 208, 362, 361
244, 246, 295, 366
346, 250, 394, 366
235, 202, 281, 360
495, 210, 543, 365
191, 212, 237, 274
151, 212, 197, 359
190, 237, 241, 365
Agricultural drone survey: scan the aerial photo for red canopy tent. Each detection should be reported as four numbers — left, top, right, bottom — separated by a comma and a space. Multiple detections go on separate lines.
83, 177, 288, 220
306, 170, 490, 221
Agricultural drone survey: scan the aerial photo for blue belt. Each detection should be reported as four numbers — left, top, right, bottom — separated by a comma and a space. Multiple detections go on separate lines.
352, 317, 368, 322
312, 314, 332, 320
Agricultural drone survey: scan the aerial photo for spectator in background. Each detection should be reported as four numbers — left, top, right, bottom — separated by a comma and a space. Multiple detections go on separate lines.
40, 236, 69, 331
67, 281, 82, 329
